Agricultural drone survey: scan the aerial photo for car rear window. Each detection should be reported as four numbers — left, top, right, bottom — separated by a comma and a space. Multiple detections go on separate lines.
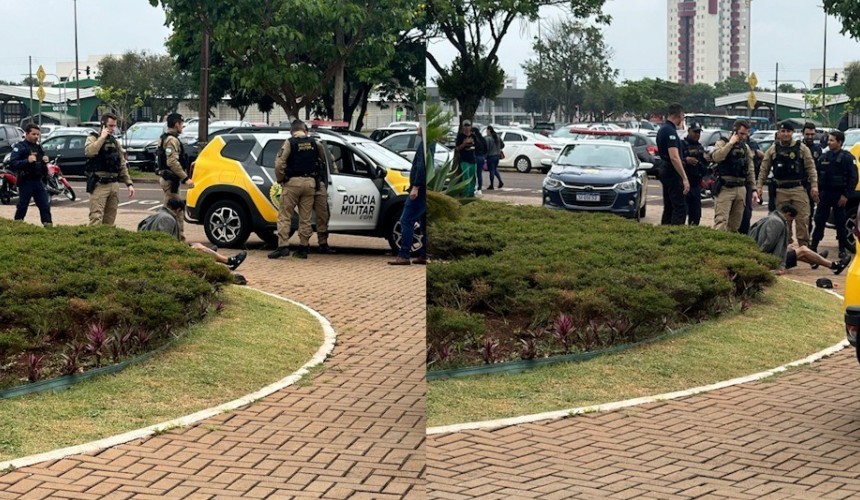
220, 139, 256, 162
259, 139, 286, 168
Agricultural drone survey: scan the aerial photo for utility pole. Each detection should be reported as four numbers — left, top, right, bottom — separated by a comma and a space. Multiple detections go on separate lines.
822, 8, 827, 124
774, 62, 779, 124
28, 56, 33, 121
74, 0, 81, 124
199, 29, 210, 146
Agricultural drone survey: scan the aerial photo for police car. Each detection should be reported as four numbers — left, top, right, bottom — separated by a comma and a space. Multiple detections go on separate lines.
184, 128, 420, 252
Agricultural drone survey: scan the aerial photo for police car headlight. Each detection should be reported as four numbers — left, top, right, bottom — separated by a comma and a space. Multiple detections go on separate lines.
543, 176, 563, 190
615, 178, 639, 192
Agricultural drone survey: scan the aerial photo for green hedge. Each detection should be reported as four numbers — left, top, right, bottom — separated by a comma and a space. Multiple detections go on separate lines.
427, 201, 777, 368
0, 220, 233, 382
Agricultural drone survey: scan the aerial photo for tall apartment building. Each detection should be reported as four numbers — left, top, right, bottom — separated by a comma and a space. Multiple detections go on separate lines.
667, 0, 751, 85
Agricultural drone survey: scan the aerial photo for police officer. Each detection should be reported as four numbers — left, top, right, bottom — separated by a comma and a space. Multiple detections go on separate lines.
756, 121, 818, 248
85, 113, 135, 225
156, 113, 194, 241
811, 130, 858, 259
802, 122, 823, 233
657, 103, 689, 225
268, 120, 327, 259
711, 119, 755, 232
737, 136, 764, 234
682, 122, 707, 226
9, 124, 52, 226
303, 123, 335, 254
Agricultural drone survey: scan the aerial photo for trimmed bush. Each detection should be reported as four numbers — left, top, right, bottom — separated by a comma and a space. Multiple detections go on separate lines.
0, 220, 233, 388
427, 201, 777, 368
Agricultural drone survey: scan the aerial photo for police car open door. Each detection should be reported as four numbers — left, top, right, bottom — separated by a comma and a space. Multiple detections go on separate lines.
324, 142, 381, 231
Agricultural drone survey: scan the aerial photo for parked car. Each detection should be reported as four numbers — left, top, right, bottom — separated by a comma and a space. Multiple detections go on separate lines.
180, 120, 251, 144
379, 131, 454, 167
122, 122, 166, 171
39, 133, 89, 176
387, 121, 419, 129
36, 124, 62, 139
46, 126, 97, 137
541, 140, 651, 220
554, 128, 662, 177
370, 127, 414, 142
185, 128, 419, 253
0, 125, 24, 156
750, 130, 777, 142
482, 126, 563, 173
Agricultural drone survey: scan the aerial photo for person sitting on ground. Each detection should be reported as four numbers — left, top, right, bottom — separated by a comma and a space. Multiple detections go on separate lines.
138, 198, 247, 271
749, 203, 850, 275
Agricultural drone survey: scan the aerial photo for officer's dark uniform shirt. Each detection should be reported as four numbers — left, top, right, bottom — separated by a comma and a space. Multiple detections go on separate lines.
9, 140, 47, 180
455, 132, 478, 164
656, 120, 681, 179
682, 136, 706, 181
818, 148, 858, 197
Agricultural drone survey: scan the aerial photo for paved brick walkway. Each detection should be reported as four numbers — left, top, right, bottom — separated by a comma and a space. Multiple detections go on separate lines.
428, 198, 859, 498
0, 204, 425, 499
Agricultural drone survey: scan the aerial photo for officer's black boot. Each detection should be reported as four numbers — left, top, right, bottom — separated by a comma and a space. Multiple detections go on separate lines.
294, 246, 309, 259
318, 243, 336, 254
268, 246, 290, 259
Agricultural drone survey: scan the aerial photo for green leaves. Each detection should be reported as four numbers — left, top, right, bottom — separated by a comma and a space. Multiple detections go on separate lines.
823, 0, 860, 40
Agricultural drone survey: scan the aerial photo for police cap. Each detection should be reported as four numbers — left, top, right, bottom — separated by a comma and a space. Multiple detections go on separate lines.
688, 122, 702, 131
779, 120, 795, 131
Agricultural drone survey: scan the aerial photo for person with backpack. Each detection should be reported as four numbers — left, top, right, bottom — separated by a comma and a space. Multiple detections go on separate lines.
138, 198, 247, 270
484, 126, 505, 190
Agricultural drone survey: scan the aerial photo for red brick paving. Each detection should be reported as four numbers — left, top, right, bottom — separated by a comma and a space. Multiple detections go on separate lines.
0, 205, 425, 498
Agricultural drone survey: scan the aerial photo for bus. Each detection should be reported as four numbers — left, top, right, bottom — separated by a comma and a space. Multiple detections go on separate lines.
686, 113, 771, 132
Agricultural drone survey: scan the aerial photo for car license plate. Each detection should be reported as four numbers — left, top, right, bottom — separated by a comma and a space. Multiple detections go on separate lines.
128, 154, 137, 160
576, 192, 600, 202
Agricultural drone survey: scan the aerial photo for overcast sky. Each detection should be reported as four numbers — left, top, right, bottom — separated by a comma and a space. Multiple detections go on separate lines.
0, 1, 857, 91
427, 0, 860, 89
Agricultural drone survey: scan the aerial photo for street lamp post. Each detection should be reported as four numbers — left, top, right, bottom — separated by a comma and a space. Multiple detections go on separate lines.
73, 0, 81, 125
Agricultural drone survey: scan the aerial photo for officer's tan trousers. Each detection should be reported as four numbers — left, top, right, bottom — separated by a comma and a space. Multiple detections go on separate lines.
277, 177, 316, 247
713, 185, 746, 232
160, 178, 185, 241
89, 182, 119, 226
776, 186, 811, 247
314, 184, 330, 245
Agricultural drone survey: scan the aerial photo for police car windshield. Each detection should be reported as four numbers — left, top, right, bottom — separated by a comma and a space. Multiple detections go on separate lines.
354, 142, 412, 170
556, 144, 634, 169
127, 125, 165, 140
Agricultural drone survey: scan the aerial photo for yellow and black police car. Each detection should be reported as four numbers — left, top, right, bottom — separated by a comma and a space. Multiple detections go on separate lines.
184, 127, 421, 252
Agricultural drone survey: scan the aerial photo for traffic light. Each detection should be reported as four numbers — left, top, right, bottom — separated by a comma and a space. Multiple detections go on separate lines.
832, 72, 839, 82
85, 66, 91, 77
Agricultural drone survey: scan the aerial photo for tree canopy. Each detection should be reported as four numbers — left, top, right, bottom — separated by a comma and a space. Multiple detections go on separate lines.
824, 0, 860, 40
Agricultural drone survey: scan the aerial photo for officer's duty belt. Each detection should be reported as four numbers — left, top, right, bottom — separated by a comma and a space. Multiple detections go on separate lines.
96, 177, 118, 184
720, 176, 746, 188
776, 181, 802, 189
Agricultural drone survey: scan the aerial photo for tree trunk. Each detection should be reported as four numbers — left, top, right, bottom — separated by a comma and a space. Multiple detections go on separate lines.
333, 26, 345, 122
355, 87, 371, 132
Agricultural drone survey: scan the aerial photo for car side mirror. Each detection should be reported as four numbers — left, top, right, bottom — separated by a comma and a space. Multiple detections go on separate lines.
540, 158, 553, 168
376, 166, 386, 179
399, 152, 409, 159
637, 162, 653, 172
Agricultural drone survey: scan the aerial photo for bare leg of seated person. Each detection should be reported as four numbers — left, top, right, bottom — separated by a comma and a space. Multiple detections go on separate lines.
190, 243, 247, 270
792, 244, 849, 274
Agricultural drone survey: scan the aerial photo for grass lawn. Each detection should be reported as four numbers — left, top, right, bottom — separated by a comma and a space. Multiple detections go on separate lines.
0, 286, 324, 461
428, 278, 844, 427
127, 168, 159, 180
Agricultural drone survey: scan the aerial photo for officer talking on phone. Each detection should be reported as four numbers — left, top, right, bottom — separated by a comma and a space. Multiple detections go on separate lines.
84, 112, 135, 226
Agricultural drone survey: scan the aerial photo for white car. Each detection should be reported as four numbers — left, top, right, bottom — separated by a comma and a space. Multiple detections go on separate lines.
379, 131, 453, 168
387, 121, 419, 129
180, 120, 251, 144
483, 126, 564, 174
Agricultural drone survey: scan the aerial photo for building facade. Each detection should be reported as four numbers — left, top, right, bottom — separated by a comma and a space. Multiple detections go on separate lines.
427, 87, 532, 127
667, 0, 751, 85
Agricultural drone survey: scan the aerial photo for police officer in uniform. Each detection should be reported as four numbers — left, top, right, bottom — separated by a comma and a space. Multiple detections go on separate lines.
268, 120, 327, 259
155, 113, 194, 241
303, 123, 335, 254
710, 119, 756, 232
737, 137, 764, 234
811, 130, 858, 259
802, 122, 823, 233
756, 121, 818, 248
85, 113, 135, 225
657, 103, 689, 225
682, 122, 707, 226
9, 124, 52, 226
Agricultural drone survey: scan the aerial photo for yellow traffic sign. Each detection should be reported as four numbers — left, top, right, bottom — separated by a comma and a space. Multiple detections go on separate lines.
747, 91, 757, 109
36, 65, 45, 84
748, 72, 758, 89
36, 86, 46, 102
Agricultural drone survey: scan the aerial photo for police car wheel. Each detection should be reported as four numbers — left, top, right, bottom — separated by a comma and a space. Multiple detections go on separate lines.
514, 156, 532, 174
847, 210, 857, 251
204, 200, 251, 249
388, 219, 424, 255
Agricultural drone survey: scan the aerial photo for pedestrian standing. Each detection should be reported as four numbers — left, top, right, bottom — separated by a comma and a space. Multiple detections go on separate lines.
155, 113, 193, 241
84, 113, 135, 226
756, 121, 818, 247
656, 103, 689, 225
711, 120, 756, 232
474, 126, 487, 195
484, 126, 504, 190
389, 127, 427, 266
455, 121, 478, 197
268, 120, 327, 259
811, 130, 858, 259
682, 122, 707, 225
9, 124, 52, 226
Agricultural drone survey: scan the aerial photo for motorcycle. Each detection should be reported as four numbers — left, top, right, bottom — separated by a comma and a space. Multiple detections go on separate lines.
700, 165, 716, 201
0, 167, 17, 205
45, 156, 76, 201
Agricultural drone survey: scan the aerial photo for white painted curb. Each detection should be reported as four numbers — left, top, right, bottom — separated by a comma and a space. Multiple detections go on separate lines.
428, 281, 849, 435
0, 287, 337, 471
